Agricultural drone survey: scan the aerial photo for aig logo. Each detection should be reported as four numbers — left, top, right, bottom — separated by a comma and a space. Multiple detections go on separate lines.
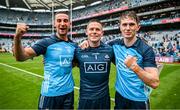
84, 62, 107, 73
59, 55, 73, 67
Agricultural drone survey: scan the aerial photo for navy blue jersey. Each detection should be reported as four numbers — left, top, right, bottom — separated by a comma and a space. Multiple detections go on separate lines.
31, 35, 77, 96
75, 42, 114, 99
108, 37, 157, 101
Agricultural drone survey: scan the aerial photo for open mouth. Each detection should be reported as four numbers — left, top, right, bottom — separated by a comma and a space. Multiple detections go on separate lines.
90, 36, 98, 38
60, 28, 66, 30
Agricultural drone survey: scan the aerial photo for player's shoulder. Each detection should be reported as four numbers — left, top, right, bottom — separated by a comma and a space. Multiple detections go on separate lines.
68, 42, 78, 48
136, 37, 154, 56
106, 38, 123, 46
33, 37, 50, 46
139, 37, 150, 47
138, 37, 153, 51
75, 46, 83, 52
99, 42, 114, 54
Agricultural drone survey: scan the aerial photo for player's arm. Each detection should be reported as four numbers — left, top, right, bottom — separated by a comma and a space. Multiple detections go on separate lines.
124, 55, 160, 89
13, 23, 36, 61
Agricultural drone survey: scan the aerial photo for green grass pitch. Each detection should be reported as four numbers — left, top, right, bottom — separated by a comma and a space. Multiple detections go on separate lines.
0, 53, 180, 109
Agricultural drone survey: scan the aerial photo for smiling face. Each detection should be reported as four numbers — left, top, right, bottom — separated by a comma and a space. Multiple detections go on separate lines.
120, 16, 140, 40
86, 21, 103, 43
54, 13, 70, 37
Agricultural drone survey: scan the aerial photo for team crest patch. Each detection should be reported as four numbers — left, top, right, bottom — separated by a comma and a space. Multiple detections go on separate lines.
105, 54, 110, 59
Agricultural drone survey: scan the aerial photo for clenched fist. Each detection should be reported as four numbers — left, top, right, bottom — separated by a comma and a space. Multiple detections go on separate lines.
15, 23, 29, 37
124, 55, 137, 68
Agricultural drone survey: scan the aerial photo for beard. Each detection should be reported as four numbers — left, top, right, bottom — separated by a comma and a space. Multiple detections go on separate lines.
57, 30, 67, 37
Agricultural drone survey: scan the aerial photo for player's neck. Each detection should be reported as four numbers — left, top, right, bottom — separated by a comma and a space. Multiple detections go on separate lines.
88, 41, 100, 48
56, 33, 68, 41
124, 36, 137, 47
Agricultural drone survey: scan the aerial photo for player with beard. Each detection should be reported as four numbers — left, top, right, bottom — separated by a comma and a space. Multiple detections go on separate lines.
13, 12, 76, 109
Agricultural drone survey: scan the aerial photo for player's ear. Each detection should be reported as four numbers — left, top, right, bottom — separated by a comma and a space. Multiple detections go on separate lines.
54, 21, 56, 28
136, 24, 141, 31
69, 22, 72, 28
85, 29, 88, 36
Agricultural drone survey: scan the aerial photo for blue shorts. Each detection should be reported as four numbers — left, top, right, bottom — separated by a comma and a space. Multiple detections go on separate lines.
78, 94, 110, 109
38, 91, 74, 109
114, 91, 150, 109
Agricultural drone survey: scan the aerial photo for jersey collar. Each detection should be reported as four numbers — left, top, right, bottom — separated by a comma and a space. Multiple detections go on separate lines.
120, 37, 141, 48
51, 34, 72, 42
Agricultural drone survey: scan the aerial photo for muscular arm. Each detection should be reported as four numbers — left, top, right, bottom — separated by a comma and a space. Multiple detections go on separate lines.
125, 56, 160, 89
13, 23, 36, 61
13, 37, 36, 61
132, 65, 159, 89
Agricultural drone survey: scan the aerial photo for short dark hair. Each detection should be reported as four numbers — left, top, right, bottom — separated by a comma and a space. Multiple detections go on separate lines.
54, 11, 70, 20
119, 11, 140, 24
55, 11, 69, 16
86, 19, 103, 28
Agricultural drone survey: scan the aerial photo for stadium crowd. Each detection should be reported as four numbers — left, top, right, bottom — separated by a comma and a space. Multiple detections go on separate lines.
72, 0, 165, 19
0, 38, 37, 53
141, 31, 180, 62
0, 0, 179, 63
1, 30, 179, 62
0, 0, 166, 25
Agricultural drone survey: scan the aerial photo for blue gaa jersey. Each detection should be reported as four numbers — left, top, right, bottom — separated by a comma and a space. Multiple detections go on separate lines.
75, 42, 114, 99
31, 35, 77, 96
108, 37, 157, 101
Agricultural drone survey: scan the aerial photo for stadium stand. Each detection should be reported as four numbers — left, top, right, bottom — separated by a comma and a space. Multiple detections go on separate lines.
0, 0, 179, 62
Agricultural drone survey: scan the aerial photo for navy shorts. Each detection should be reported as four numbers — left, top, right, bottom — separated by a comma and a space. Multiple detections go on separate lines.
78, 94, 110, 109
114, 91, 150, 110
38, 91, 74, 109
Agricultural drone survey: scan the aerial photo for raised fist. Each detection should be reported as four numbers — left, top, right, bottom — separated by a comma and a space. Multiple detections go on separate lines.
15, 23, 29, 37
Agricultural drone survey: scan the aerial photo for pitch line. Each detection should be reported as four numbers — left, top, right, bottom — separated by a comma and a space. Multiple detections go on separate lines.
0, 62, 115, 102
0, 62, 43, 78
